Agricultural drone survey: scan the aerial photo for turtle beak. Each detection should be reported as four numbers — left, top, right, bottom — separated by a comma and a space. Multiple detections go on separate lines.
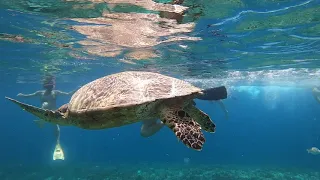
5, 97, 64, 124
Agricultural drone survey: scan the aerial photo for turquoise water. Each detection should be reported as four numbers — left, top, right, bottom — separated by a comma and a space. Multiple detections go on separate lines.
1, 0, 320, 179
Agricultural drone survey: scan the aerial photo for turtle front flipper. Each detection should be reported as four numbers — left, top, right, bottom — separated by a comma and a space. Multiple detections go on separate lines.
184, 103, 216, 133
160, 107, 205, 151
5, 97, 65, 125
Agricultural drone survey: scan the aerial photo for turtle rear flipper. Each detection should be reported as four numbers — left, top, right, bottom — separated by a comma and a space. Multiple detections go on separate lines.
184, 103, 216, 133
5, 97, 65, 124
160, 107, 205, 151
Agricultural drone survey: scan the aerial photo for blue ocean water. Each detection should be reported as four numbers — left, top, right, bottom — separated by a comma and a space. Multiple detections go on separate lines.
1, 0, 320, 179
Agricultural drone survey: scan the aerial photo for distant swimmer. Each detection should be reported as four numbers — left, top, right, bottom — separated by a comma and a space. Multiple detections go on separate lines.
17, 74, 76, 161
307, 147, 320, 155
312, 87, 320, 103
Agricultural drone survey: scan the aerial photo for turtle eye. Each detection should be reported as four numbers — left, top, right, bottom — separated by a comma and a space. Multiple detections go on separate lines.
44, 112, 49, 117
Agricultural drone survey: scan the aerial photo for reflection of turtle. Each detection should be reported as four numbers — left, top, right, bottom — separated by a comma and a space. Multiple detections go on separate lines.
6, 71, 227, 151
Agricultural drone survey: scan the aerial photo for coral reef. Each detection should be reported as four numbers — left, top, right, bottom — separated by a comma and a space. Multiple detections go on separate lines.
0, 163, 319, 180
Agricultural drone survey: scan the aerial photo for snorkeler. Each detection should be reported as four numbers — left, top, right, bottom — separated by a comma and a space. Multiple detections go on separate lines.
17, 75, 76, 161
312, 87, 320, 103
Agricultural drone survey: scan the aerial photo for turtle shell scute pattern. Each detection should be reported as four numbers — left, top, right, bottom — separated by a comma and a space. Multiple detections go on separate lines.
68, 71, 202, 114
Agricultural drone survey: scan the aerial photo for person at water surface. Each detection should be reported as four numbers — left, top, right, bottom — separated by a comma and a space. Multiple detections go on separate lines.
312, 87, 320, 103
17, 75, 76, 161
17, 75, 75, 109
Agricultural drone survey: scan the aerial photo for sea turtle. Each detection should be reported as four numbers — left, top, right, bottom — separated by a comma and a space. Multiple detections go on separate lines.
6, 71, 227, 151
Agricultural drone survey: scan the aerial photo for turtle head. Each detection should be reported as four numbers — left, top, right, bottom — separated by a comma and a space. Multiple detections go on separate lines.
5, 97, 69, 126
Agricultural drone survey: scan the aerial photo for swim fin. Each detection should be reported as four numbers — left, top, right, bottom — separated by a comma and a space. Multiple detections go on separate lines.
198, 86, 227, 101
53, 142, 65, 160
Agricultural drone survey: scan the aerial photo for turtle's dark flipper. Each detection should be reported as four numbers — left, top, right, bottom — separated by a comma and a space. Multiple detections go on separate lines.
160, 107, 205, 151
5, 97, 64, 124
184, 104, 216, 133
198, 86, 227, 101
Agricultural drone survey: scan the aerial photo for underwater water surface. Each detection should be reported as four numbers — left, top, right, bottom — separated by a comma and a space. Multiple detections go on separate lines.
1, 0, 320, 179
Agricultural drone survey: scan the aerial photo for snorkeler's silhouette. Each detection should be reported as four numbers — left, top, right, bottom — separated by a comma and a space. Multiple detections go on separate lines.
17, 74, 76, 160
